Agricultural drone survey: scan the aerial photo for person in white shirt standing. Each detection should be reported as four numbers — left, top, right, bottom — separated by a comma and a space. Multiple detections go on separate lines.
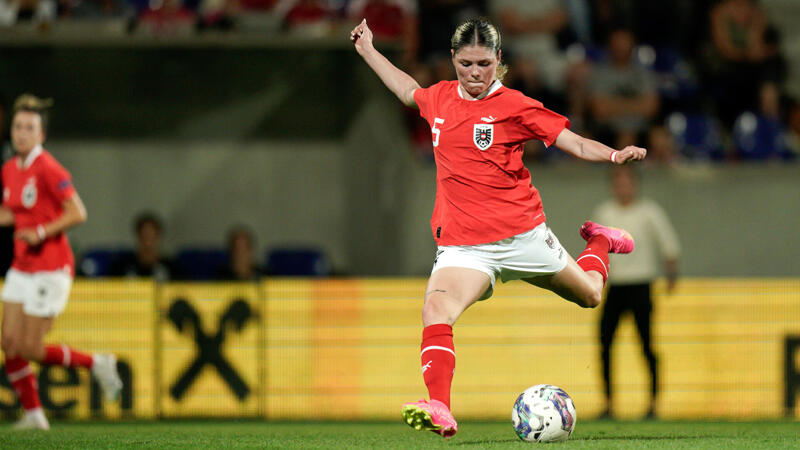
593, 166, 680, 419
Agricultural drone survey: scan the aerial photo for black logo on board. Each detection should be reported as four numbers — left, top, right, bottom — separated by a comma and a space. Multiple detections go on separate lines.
168, 298, 255, 401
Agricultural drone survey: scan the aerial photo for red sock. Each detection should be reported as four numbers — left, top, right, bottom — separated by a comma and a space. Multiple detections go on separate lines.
420, 324, 455, 409
5, 356, 41, 411
43, 344, 94, 369
576, 236, 611, 282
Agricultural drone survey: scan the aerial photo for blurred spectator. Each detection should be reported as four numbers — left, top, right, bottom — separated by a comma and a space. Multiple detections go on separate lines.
279, 0, 334, 38
490, 0, 570, 93
491, 0, 590, 130
216, 224, 262, 281
705, 0, 785, 127
732, 82, 793, 161
137, 0, 195, 36
588, 27, 659, 148
646, 125, 679, 166
593, 166, 680, 419
109, 212, 180, 281
564, 0, 591, 45
0, 0, 56, 26
588, 0, 634, 46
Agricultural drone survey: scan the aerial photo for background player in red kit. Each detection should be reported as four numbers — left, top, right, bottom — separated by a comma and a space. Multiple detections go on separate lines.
351, 18, 646, 437
0, 95, 122, 430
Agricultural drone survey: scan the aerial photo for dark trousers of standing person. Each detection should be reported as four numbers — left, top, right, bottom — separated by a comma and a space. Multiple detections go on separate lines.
600, 283, 658, 418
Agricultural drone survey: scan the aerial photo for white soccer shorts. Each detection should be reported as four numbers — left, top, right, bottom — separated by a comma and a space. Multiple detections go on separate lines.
431, 223, 568, 300
1, 268, 73, 317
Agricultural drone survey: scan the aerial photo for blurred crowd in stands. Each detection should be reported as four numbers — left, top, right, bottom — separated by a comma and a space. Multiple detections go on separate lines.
1, 0, 799, 163
0, 0, 798, 278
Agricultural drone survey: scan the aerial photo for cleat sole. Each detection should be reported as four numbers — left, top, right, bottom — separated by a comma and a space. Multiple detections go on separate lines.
401, 404, 441, 432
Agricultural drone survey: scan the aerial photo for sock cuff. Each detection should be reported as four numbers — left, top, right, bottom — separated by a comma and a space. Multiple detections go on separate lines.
4, 355, 29, 373
422, 323, 453, 340
587, 235, 610, 253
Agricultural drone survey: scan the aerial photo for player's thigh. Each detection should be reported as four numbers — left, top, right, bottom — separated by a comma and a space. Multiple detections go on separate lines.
424, 266, 491, 325
1, 302, 25, 354
523, 255, 601, 307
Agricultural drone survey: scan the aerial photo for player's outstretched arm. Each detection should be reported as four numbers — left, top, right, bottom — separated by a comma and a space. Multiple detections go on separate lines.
553, 128, 646, 164
350, 19, 420, 108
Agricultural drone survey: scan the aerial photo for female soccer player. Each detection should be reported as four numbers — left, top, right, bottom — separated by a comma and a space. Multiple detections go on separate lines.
351, 18, 646, 438
0, 94, 122, 430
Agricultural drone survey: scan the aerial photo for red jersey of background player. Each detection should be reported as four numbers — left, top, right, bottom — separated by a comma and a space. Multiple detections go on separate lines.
2, 146, 76, 274
414, 80, 570, 246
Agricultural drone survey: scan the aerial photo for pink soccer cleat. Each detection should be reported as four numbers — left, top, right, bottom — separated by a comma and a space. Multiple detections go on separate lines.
580, 221, 635, 254
401, 399, 458, 438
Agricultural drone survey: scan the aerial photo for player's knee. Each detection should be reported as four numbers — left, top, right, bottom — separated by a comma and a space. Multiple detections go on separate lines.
1, 335, 19, 357
580, 289, 602, 309
422, 293, 456, 326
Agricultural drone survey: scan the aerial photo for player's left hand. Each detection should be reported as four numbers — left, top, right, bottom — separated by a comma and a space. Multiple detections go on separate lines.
15, 228, 42, 246
613, 146, 647, 164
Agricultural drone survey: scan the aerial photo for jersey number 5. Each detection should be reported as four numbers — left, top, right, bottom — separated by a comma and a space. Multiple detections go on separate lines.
432, 118, 444, 147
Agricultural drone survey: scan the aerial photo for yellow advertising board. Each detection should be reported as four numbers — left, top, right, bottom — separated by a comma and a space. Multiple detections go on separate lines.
0, 278, 798, 420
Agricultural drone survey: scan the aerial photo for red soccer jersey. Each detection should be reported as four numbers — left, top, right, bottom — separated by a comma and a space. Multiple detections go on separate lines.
414, 80, 570, 246
2, 147, 76, 274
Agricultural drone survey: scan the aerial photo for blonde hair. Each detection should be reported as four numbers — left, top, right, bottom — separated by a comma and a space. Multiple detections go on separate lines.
451, 18, 507, 81
12, 93, 53, 131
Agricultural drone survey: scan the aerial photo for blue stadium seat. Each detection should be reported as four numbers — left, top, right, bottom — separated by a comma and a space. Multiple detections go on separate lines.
266, 248, 330, 276
649, 46, 699, 101
176, 248, 229, 280
733, 112, 792, 161
666, 112, 726, 161
79, 248, 134, 277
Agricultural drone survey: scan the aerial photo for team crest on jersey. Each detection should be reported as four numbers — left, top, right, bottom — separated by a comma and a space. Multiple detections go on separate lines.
22, 177, 37, 208
473, 124, 493, 150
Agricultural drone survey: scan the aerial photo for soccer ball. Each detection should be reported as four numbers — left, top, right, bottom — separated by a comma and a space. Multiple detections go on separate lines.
511, 384, 576, 443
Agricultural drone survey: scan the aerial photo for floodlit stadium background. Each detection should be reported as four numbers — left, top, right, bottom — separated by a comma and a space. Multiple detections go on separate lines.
0, 0, 799, 421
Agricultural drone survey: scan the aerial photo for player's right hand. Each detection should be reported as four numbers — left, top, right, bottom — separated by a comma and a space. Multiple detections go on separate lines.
614, 145, 647, 164
350, 19, 373, 55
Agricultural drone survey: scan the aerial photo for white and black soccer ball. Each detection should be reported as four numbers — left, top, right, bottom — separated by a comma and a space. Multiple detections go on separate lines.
511, 384, 576, 443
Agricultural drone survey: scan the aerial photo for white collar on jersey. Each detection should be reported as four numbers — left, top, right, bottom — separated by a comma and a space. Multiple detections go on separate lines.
457, 79, 503, 101
19, 145, 43, 169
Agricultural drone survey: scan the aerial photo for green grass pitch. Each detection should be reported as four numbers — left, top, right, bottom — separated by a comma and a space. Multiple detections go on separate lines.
0, 420, 797, 449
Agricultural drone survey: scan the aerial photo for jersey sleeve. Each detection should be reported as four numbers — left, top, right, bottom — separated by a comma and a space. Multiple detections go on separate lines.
43, 159, 76, 203
515, 95, 570, 147
1, 163, 8, 206
413, 80, 448, 122
413, 85, 432, 120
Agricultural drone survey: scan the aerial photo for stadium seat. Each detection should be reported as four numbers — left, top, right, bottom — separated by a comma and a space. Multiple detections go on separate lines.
175, 248, 229, 280
266, 248, 330, 276
79, 248, 134, 277
733, 112, 792, 161
650, 46, 699, 103
666, 112, 726, 161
